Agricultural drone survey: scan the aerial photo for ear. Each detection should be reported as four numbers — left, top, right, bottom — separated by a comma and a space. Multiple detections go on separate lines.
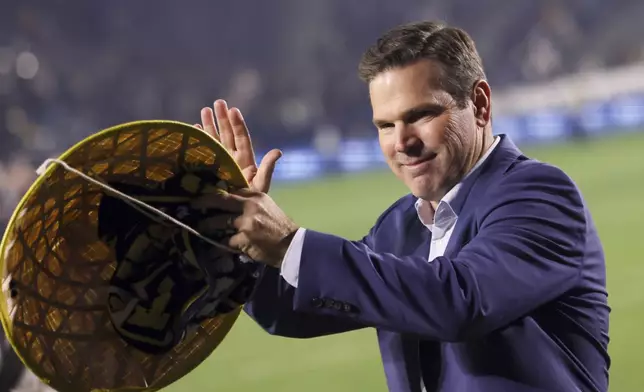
471, 80, 491, 127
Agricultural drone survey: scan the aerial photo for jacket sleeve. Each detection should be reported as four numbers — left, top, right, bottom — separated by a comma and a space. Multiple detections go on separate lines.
291, 163, 587, 342
243, 265, 367, 339
242, 205, 398, 339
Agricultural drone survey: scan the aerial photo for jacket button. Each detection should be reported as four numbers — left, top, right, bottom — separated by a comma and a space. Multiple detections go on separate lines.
311, 297, 324, 308
344, 303, 360, 314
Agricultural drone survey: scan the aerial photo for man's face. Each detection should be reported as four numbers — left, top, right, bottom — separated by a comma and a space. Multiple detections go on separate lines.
369, 60, 485, 202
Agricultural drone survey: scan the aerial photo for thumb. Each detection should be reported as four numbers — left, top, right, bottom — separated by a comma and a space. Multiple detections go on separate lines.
252, 149, 282, 193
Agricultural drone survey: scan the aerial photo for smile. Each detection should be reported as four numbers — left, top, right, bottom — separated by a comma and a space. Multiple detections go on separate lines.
402, 153, 437, 168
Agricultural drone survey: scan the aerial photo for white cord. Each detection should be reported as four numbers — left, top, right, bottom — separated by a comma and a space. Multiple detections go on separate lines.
36, 158, 242, 255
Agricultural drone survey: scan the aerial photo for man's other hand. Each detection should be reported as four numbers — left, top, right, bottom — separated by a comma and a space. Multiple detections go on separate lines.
195, 100, 282, 193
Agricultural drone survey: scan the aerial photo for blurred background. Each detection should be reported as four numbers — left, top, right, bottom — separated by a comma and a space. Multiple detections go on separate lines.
1, 0, 644, 391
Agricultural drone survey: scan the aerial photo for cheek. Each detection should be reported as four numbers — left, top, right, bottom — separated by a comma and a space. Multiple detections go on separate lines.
442, 113, 474, 159
378, 133, 396, 161
443, 125, 464, 159
417, 113, 462, 150
378, 134, 406, 177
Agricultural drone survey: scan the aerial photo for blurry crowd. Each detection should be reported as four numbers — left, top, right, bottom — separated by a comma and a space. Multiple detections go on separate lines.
1, 0, 644, 230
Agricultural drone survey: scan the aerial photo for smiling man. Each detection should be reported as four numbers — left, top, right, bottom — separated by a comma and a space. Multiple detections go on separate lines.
196, 21, 610, 392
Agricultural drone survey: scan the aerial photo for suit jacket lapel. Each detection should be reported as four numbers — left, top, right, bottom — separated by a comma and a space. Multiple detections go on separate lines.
385, 199, 431, 392
443, 135, 526, 258
398, 204, 431, 259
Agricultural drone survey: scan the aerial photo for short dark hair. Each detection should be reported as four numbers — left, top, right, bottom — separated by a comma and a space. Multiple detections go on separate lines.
358, 21, 486, 108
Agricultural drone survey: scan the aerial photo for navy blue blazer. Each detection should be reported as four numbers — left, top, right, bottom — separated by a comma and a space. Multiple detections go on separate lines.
244, 135, 610, 392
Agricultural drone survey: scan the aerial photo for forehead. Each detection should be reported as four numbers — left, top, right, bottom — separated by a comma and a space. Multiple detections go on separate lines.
369, 60, 453, 118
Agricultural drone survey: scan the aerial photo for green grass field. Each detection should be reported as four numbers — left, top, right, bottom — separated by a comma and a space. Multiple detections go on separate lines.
166, 132, 644, 392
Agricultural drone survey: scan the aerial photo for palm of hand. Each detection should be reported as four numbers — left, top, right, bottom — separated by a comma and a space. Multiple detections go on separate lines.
237, 159, 260, 190
193, 100, 297, 267
196, 100, 281, 193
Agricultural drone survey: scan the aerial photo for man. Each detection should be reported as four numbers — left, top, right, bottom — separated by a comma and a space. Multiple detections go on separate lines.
195, 21, 610, 392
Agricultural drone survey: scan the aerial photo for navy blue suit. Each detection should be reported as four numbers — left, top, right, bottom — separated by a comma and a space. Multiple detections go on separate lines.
245, 135, 610, 392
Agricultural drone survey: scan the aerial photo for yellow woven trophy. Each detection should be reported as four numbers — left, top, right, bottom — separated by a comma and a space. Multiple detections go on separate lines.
0, 121, 260, 391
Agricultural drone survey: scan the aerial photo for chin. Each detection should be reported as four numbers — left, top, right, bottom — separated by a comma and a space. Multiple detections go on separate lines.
411, 189, 440, 202
407, 175, 441, 201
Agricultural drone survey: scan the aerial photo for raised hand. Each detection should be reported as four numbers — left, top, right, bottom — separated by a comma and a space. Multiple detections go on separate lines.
194, 100, 298, 264
195, 100, 282, 193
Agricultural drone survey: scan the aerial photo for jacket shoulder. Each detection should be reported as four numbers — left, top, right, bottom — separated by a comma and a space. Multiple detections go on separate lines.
479, 158, 587, 230
501, 156, 576, 184
496, 158, 583, 202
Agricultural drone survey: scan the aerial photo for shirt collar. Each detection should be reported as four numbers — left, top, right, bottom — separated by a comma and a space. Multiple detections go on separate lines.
415, 136, 501, 229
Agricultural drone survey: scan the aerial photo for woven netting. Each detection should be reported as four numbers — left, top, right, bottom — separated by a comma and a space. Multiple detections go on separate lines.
0, 122, 247, 391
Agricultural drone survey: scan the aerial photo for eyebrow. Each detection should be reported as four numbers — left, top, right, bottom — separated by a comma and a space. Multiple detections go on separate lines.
372, 102, 446, 128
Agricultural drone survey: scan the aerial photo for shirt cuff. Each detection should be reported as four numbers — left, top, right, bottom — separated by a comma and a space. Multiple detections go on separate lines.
280, 227, 307, 288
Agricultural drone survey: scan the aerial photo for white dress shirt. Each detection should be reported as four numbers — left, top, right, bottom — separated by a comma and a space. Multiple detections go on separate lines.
280, 136, 501, 288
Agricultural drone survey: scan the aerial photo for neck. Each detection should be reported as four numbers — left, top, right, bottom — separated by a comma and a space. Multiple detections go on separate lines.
465, 128, 494, 175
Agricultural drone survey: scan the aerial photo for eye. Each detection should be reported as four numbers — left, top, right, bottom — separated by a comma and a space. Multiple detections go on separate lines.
402, 105, 446, 125
409, 110, 438, 123
375, 122, 394, 131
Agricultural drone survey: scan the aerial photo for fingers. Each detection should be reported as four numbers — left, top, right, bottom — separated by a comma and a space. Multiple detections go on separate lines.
252, 149, 283, 193
231, 187, 259, 197
200, 108, 220, 141
228, 107, 255, 162
228, 232, 249, 252
214, 100, 236, 151
199, 100, 264, 189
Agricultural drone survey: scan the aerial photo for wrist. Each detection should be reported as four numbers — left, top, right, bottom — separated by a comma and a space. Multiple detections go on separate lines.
273, 226, 299, 268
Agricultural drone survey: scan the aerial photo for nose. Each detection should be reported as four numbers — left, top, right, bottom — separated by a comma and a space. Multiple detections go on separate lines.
394, 124, 421, 154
